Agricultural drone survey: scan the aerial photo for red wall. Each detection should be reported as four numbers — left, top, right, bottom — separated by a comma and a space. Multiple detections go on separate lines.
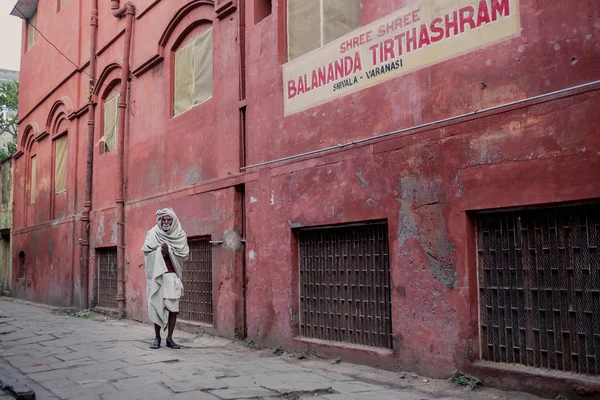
12, 0, 600, 378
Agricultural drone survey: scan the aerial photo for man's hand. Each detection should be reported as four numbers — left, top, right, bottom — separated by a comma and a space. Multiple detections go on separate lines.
161, 243, 168, 255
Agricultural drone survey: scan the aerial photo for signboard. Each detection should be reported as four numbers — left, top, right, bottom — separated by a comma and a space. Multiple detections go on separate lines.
283, 0, 520, 116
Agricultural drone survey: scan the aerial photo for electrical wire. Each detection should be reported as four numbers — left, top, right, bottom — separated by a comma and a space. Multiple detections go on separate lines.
11, 1, 123, 96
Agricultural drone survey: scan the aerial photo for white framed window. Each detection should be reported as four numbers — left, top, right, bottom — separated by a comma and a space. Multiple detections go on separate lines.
30, 155, 36, 204
102, 95, 119, 153
27, 11, 37, 51
54, 135, 67, 194
287, 0, 360, 60
173, 27, 213, 117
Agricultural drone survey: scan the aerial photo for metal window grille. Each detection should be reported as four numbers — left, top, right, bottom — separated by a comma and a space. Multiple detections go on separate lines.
477, 204, 600, 375
97, 248, 117, 309
298, 223, 393, 349
179, 238, 213, 324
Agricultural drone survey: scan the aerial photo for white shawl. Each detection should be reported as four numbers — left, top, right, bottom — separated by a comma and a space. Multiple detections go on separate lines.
142, 208, 189, 328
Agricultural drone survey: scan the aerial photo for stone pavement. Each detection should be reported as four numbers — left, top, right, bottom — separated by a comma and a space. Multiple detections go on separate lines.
0, 298, 544, 400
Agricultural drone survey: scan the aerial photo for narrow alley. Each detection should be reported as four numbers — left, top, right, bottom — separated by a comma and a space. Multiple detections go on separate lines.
0, 298, 547, 400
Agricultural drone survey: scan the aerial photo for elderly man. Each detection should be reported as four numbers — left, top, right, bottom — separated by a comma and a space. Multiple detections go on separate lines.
142, 208, 189, 349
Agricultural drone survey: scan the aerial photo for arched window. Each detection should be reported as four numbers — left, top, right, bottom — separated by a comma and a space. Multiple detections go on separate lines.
46, 99, 72, 197
94, 63, 122, 155
22, 127, 38, 206
173, 26, 213, 116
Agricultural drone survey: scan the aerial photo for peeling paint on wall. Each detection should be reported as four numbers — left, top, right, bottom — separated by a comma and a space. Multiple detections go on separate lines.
95, 215, 105, 243
182, 160, 202, 186
111, 222, 118, 244
287, 220, 302, 228
223, 228, 243, 253
397, 176, 456, 288
356, 171, 369, 188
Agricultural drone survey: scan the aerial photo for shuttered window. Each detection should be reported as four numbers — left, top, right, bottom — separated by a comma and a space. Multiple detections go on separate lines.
173, 28, 213, 117
54, 135, 67, 194
27, 12, 37, 51
30, 156, 36, 204
287, 0, 360, 60
102, 95, 119, 153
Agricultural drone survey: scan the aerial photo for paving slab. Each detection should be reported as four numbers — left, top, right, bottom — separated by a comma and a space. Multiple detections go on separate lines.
0, 367, 36, 400
330, 380, 389, 393
163, 377, 228, 392
111, 373, 167, 391
171, 391, 221, 400
263, 380, 334, 393
209, 387, 280, 399
40, 378, 76, 390
49, 381, 117, 400
98, 382, 172, 400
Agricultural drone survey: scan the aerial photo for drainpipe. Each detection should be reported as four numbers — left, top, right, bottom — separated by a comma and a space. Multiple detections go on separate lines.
80, 0, 99, 309
111, 0, 135, 318
238, 0, 248, 337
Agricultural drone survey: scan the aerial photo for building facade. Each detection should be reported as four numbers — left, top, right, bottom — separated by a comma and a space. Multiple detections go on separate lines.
0, 69, 17, 296
0, 158, 12, 296
10, 0, 600, 391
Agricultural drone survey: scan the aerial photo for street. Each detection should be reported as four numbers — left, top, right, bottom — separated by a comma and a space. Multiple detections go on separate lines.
0, 298, 543, 400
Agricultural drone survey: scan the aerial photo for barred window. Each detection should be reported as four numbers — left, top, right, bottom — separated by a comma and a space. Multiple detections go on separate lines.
477, 205, 600, 374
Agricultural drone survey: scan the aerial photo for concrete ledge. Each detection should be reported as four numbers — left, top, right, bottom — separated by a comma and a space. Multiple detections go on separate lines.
177, 319, 218, 338
290, 336, 397, 370
294, 337, 394, 356
468, 361, 600, 400
92, 306, 119, 318
0, 370, 35, 400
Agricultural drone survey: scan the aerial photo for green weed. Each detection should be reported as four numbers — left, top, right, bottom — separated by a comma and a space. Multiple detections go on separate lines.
450, 370, 482, 389
246, 339, 259, 350
273, 345, 284, 356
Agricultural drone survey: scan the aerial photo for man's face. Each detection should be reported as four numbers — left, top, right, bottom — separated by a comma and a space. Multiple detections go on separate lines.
160, 216, 173, 232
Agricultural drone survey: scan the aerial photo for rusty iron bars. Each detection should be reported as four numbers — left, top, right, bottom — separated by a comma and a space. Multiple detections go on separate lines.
298, 223, 393, 349
179, 239, 213, 324
477, 204, 600, 375
97, 248, 118, 309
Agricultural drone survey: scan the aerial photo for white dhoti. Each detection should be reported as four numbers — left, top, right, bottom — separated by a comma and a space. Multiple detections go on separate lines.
162, 273, 183, 313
